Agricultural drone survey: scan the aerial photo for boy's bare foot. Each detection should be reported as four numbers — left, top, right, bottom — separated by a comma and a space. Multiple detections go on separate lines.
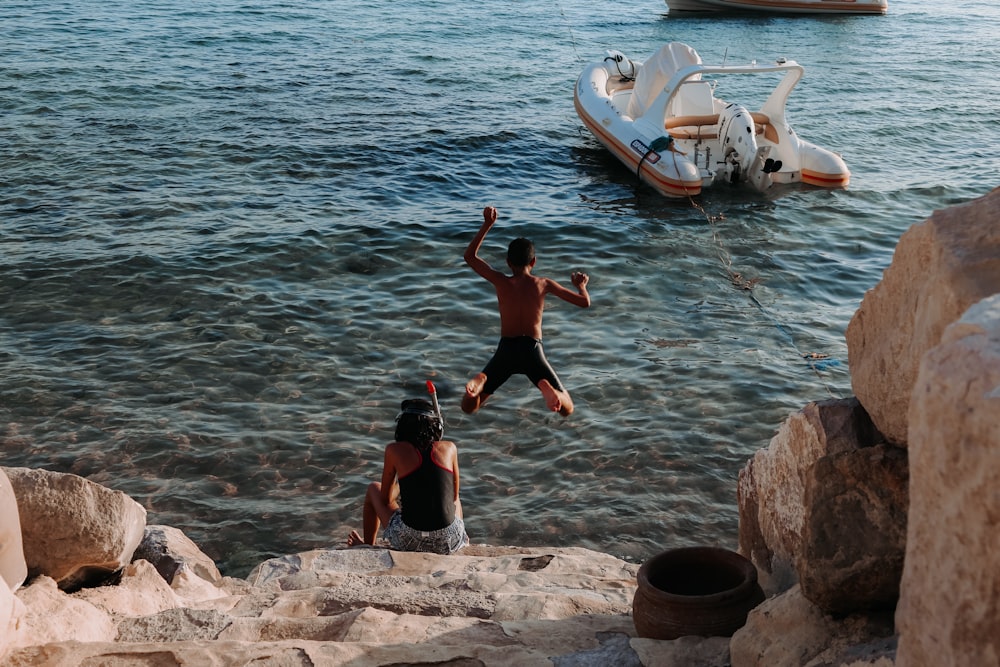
462, 373, 488, 414
347, 530, 365, 547
538, 380, 572, 417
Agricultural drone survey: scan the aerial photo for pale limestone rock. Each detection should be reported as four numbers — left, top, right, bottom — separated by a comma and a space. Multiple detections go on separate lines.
730, 585, 894, 667
846, 185, 1000, 445
0, 578, 26, 658
115, 607, 233, 643
73, 559, 183, 618
0, 468, 27, 592
2, 467, 146, 591
737, 398, 881, 594
169, 563, 231, 605
247, 546, 393, 585
895, 295, 1000, 667
731, 585, 835, 666
0, 536, 793, 666
4, 545, 655, 667
0, 640, 562, 667
2, 462, 892, 665
11, 575, 115, 648
227, 607, 426, 643
250, 545, 637, 623
133, 524, 223, 586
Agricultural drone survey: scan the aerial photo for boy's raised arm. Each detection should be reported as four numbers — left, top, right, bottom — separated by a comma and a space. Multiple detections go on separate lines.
464, 206, 500, 280
546, 271, 591, 308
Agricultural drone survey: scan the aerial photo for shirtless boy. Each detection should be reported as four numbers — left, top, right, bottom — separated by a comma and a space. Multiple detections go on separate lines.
462, 206, 590, 416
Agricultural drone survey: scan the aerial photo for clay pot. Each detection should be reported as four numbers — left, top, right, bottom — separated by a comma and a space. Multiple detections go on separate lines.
632, 546, 765, 640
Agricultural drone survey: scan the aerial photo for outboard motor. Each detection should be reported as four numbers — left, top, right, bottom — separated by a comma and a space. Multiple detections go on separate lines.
715, 103, 758, 185
604, 50, 636, 81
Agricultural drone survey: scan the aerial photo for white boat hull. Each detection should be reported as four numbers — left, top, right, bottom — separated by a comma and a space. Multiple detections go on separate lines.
575, 62, 704, 197
574, 43, 850, 199
666, 0, 887, 14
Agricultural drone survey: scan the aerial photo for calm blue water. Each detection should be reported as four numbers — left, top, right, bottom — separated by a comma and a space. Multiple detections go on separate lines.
2, 0, 999, 576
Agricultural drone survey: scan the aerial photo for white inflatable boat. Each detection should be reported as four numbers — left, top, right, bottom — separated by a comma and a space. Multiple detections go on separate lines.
573, 42, 850, 198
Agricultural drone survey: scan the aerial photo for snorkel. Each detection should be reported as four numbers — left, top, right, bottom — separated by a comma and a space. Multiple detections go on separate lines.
426, 380, 443, 437
395, 385, 444, 444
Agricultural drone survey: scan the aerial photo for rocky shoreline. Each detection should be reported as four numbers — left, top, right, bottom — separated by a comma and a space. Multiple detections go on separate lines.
2, 187, 998, 666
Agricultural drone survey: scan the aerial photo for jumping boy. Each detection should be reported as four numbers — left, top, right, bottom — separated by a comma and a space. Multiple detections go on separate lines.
462, 206, 590, 416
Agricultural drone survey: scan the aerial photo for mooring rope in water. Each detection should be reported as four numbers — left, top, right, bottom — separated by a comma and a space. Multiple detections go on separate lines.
661, 151, 841, 397
553, 0, 582, 63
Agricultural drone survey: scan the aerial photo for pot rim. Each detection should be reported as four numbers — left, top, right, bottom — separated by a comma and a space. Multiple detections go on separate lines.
636, 546, 760, 604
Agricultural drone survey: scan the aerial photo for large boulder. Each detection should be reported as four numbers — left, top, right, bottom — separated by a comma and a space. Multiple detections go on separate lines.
730, 585, 896, 667
737, 397, 883, 594
845, 186, 1000, 445
2, 467, 146, 591
0, 468, 27, 591
895, 295, 1000, 666
798, 443, 908, 614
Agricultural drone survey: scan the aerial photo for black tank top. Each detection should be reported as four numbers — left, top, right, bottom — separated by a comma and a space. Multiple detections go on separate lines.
398, 443, 456, 531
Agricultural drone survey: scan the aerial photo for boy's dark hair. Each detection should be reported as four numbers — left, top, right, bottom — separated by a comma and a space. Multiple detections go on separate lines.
395, 399, 443, 450
507, 238, 535, 268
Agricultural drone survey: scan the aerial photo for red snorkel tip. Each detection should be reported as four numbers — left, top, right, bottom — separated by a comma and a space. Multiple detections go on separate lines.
425, 380, 443, 434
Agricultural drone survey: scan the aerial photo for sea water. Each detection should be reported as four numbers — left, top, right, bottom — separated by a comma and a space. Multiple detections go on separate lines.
2, 0, 999, 576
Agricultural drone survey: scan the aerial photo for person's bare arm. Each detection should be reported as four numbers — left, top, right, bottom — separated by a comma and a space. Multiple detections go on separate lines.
545, 271, 591, 308
448, 443, 461, 503
379, 444, 400, 508
464, 206, 504, 283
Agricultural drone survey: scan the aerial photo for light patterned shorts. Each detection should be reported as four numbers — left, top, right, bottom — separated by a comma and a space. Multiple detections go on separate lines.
383, 510, 469, 555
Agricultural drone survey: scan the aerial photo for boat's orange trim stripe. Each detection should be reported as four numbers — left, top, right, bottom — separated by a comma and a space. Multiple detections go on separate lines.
575, 94, 702, 197
801, 169, 850, 187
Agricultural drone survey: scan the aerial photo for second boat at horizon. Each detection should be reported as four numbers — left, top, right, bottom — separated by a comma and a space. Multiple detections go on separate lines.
665, 0, 887, 15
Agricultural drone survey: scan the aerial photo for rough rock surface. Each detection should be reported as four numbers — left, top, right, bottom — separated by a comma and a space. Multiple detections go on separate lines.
845, 185, 1000, 445
895, 295, 1000, 667
134, 524, 223, 586
730, 585, 896, 667
798, 443, 908, 614
4, 535, 902, 666
737, 397, 884, 594
10, 575, 116, 647
0, 581, 25, 659
4, 544, 660, 666
2, 467, 147, 591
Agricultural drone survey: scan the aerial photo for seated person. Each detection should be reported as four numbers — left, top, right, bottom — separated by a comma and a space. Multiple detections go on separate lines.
347, 398, 468, 554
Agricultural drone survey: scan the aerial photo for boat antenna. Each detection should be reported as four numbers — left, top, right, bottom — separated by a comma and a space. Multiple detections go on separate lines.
722, 47, 728, 67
